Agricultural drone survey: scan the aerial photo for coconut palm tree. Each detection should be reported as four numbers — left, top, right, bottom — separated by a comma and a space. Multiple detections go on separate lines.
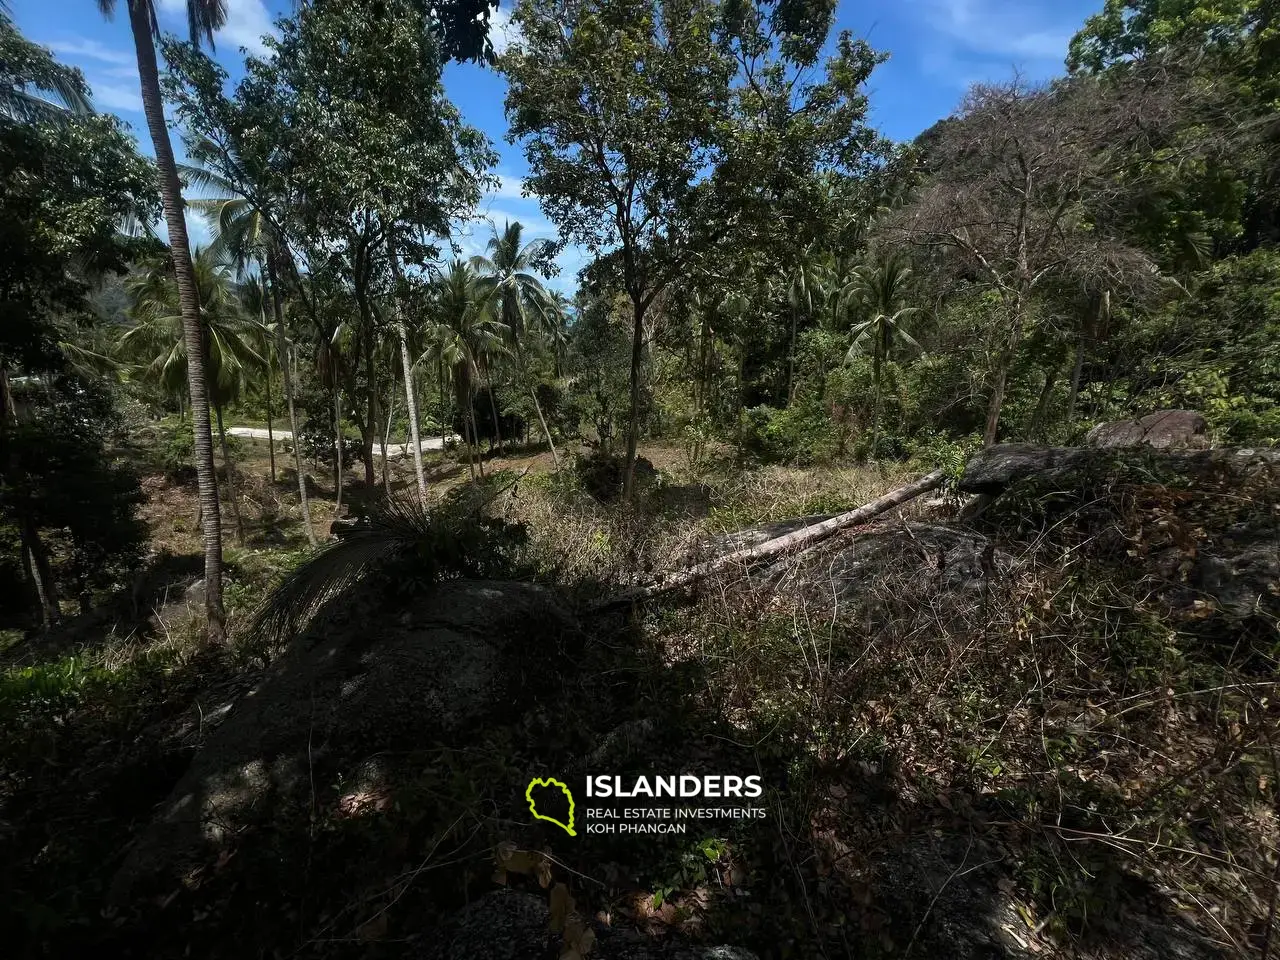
98, 0, 229, 640
842, 252, 922, 460
1, 13, 92, 122
181, 153, 318, 546
471, 220, 560, 465
786, 248, 829, 405
540, 290, 573, 379
120, 248, 262, 545
423, 260, 507, 480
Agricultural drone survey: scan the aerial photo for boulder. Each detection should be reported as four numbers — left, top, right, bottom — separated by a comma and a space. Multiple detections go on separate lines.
1085, 409, 1210, 450
958, 444, 1090, 495
108, 580, 574, 904
421, 890, 759, 960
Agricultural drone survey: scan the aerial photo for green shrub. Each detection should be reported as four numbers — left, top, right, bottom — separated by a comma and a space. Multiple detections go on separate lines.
738, 400, 838, 465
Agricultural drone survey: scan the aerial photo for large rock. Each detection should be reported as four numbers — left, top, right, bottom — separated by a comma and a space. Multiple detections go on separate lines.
959, 443, 1280, 496
109, 580, 574, 904
1085, 409, 1210, 450
957, 444, 1091, 494
421, 890, 759, 960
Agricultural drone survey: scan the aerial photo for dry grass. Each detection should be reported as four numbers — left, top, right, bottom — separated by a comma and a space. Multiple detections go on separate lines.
635, 468, 1280, 957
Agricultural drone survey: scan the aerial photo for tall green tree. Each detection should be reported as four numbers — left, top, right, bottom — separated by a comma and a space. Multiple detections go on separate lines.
178, 152, 319, 544
120, 248, 263, 544
99, 0, 229, 640
504, 0, 734, 499
471, 220, 561, 465
505, 0, 884, 497
786, 248, 829, 405
842, 253, 921, 458
424, 260, 507, 479
1, 14, 157, 627
233, 0, 495, 496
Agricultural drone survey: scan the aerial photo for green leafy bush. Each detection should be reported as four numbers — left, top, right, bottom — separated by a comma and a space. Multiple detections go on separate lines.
738, 400, 838, 465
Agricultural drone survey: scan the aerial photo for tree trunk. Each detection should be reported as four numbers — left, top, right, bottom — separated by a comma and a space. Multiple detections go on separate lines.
787, 305, 798, 406
128, 2, 224, 641
1028, 361, 1060, 441
871, 349, 883, 461
983, 294, 1027, 447
381, 389, 395, 491
333, 386, 344, 516
386, 235, 428, 503
439, 355, 448, 447
530, 386, 559, 467
215, 405, 245, 546
264, 375, 276, 483
267, 255, 315, 547
598, 469, 947, 609
622, 296, 646, 501
19, 520, 60, 629
470, 397, 485, 478
486, 382, 504, 455
353, 287, 378, 490
697, 310, 711, 419
1067, 289, 1108, 423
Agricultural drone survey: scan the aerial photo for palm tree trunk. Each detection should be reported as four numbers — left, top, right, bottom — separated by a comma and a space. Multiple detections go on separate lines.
264, 353, 276, 483
438, 355, 448, 448
530, 387, 559, 467
215, 405, 245, 546
128, 3, 224, 641
20, 520, 60, 629
386, 233, 429, 503
787, 306, 798, 406
267, 255, 315, 546
871, 350, 883, 461
334, 386, 344, 516
394, 321, 428, 500
381, 389, 395, 491
486, 383, 504, 455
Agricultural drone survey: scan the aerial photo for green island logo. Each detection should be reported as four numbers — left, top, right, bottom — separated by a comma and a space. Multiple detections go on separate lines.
526, 777, 576, 836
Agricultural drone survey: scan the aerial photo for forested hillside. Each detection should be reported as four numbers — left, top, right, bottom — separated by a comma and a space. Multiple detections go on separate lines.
1, 0, 1277, 958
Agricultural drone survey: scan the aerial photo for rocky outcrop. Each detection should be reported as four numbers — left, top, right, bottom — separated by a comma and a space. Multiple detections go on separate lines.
959, 443, 1280, 497
108, 580, 574, 904
1085, 409, 1210, 450
421, 890, 759, 960
958, 443, 1280, 621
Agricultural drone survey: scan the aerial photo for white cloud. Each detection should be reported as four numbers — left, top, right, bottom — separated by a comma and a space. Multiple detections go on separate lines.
220, 0, 278, 58
93, 83, 144, 113
46, 38, 135, 66
493, 173, 528, 199
487, 6, 520, 56
104, 64, 141, 81
913, 0, 1073, 64
158, 0, 277, 58
153, 210, 214, 251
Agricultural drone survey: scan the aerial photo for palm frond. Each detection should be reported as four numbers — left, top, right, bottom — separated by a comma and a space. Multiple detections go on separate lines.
248, 483, 528, 647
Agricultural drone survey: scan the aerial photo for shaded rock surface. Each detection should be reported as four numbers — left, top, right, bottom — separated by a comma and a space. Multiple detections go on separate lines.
109, 580, 574, 904
959, 443, 1280, 496
753, 523, 1008, 612
870, 836, 1224, 960
421, 890, 759, 960
1085, 409, 1210, 450
960, 444, 1280, 620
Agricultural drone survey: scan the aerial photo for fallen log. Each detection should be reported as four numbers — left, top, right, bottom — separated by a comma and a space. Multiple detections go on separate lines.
592, 469, 947, 611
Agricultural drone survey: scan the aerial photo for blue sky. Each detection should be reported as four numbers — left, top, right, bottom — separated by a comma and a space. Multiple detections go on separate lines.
11, 0, 1102, 289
